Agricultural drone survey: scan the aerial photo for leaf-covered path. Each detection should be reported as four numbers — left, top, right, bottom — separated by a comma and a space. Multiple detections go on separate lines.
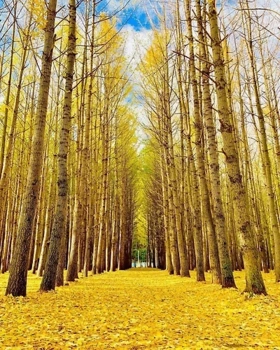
1, 269, 280, 349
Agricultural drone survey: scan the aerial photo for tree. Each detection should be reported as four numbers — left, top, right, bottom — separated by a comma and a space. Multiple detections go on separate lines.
239, 0, 280, 282
6, 0, 58, 296
194, 0, 234, 287
40, 0, 77, 291
207, 0, 266, 294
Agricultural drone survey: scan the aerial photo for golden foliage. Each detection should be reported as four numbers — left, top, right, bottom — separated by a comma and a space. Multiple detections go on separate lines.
27, 0, 47, 30
0, 269, 280, 349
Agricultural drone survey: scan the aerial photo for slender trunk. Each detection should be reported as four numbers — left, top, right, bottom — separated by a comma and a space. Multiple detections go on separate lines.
0, 3, 17, 175
241, 1, 280, 281
40, 0, 76, 291
6, 0, 58, 297
195, 0, 234, 287
207, 0, 266, 294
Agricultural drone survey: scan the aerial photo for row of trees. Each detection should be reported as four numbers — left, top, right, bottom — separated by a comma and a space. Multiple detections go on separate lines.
0, 0, 138, 296
1, 0, 279, 297
143, 0, 280, 294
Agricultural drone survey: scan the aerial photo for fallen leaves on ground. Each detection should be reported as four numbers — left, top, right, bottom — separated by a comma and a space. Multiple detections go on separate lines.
0, 269, 280, 349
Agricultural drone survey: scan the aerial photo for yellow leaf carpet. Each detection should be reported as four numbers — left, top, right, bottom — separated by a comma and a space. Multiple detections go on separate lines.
0, 269, 280, 349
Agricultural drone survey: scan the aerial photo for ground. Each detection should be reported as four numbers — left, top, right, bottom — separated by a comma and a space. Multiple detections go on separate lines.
0, 269, 280, 349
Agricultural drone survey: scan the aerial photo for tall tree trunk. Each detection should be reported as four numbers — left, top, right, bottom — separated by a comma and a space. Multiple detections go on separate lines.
240, 0, 280, 282
195, 0, 234, 287
40, 0, 76, 291
0, 2, 17, 175
207, 0, 266, 294
185, 0, 221, 283
6, 0, 58, 297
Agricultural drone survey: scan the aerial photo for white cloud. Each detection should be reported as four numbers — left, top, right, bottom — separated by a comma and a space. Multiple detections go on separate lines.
108, 0, 160, 13
107, 0, 173, 29
106, 0, 125, 12
122, 24, 153, 67
120, 24, 153, 135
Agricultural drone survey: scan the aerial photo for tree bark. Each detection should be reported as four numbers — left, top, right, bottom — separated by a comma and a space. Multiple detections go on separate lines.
6, 0, 58, 297
207, 0, 266, 294
40, 0, 76, 291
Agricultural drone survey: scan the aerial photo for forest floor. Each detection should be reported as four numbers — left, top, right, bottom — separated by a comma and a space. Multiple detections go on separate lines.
0, 269, 280, 349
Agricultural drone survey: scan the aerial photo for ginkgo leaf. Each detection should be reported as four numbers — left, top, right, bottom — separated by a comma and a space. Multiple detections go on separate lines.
0, 269, 280, 349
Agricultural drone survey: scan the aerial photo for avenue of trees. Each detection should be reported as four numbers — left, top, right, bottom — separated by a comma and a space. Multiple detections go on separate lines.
0, 0, 279, 296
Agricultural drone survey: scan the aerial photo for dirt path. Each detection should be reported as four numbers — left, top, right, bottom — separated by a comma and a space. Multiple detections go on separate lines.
0, 268, 280, 349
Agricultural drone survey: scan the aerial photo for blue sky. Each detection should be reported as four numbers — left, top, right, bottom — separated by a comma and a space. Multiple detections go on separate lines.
97, 0, 162, 31
121, 11, 153, 31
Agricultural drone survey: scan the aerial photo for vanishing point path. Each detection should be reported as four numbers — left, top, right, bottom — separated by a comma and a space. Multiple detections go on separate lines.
0, 269, 280, 349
